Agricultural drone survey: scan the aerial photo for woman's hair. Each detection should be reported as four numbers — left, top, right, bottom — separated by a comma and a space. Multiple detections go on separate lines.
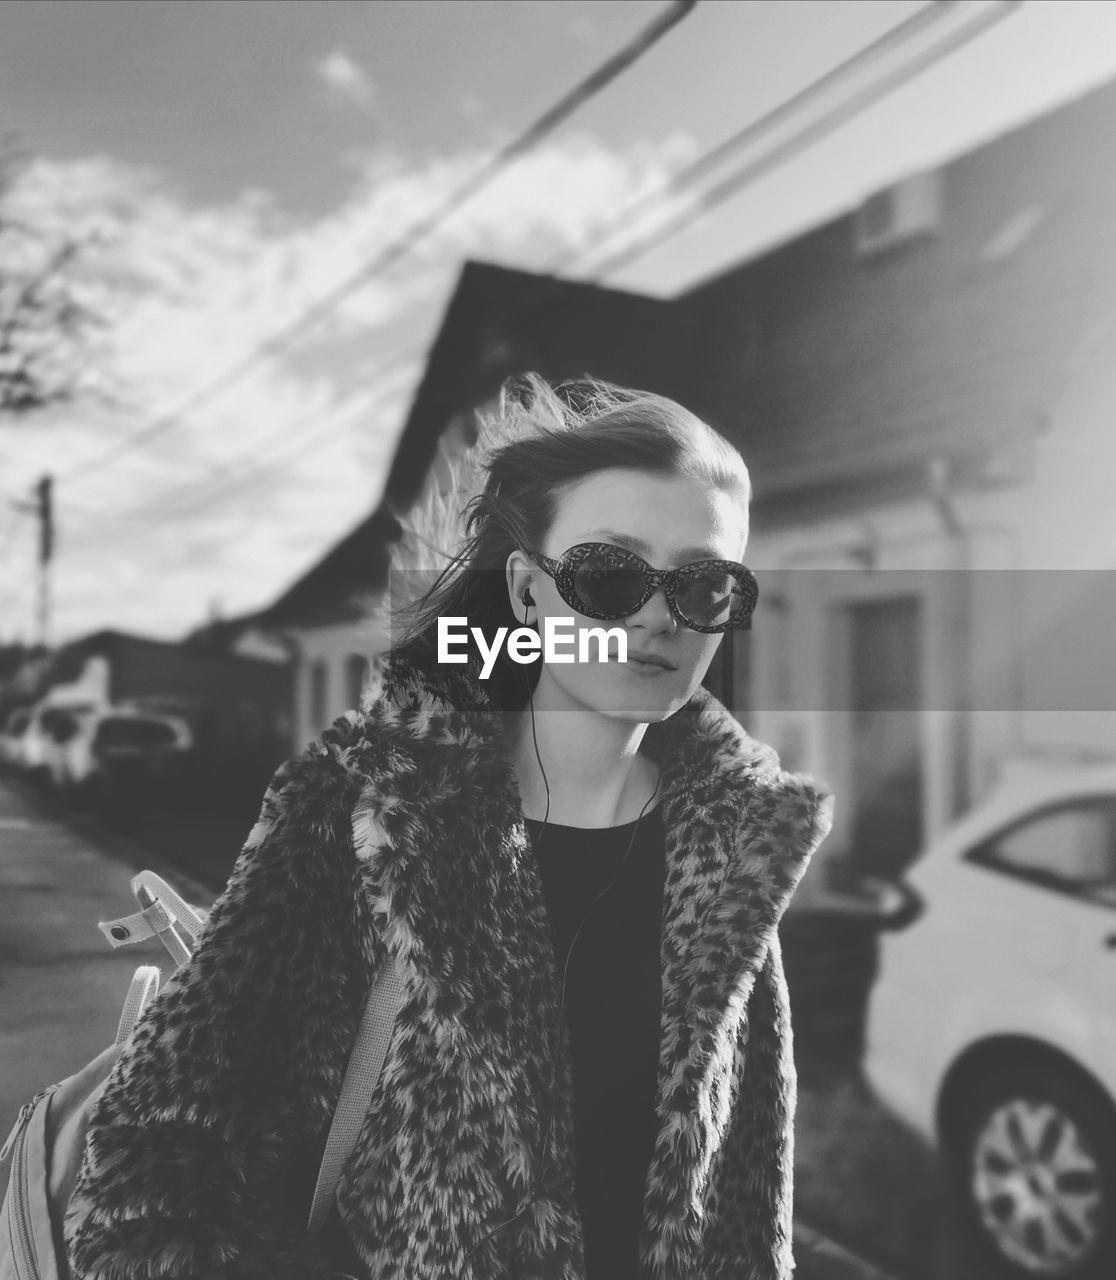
385, 372, 751, 710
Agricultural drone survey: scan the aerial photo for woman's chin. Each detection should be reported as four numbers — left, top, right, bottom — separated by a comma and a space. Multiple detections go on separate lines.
536, 663, 689, 721
595, 679, 684, 723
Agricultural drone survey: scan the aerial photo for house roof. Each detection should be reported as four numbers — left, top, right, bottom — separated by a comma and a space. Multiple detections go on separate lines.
676, 77, 1116, 515
52, 628, 287, 679
379, 260, 690, 512
252, 262, 681, 628
240, 506, 404, 631
253, 74, 1116, 628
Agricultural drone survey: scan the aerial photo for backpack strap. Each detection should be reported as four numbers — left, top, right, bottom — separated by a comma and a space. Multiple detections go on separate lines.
306, 952, 408, 1234
99, 868, 408, 1238
131, 871, 209, 944
115, 965, 162, 1045
99, 900, 191, 966
98, 872, 210, 968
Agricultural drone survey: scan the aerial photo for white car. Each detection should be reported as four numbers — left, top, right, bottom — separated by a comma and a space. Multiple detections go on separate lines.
0, 707, 32, 767
45, 706, 193, 796
12, 702, 70, 778
865, 759, 1116, 1280
38, 703, 100, 785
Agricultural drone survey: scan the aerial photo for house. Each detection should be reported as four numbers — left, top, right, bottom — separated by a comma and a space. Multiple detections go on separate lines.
251, 73, 1116, 896
707, 74, 1116, 886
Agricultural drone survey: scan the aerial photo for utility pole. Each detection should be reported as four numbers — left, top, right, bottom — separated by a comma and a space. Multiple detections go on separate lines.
11, 474, 54, 649
34, 474, 53, 649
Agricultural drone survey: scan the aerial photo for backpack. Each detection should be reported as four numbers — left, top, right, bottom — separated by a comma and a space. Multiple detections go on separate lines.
0, 871, 405, 1280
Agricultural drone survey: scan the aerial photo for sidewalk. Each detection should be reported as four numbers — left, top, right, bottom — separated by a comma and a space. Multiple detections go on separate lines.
0, 777, 216, 1205
0, 776, 904, 1280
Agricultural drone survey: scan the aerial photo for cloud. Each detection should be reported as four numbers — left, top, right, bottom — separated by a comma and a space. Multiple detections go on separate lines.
1, 131, 696, 643
314, 49, 378, 113
458, 92, 484, 121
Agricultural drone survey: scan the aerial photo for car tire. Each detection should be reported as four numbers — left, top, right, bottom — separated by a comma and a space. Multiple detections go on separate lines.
945, 1058, 1116, 1280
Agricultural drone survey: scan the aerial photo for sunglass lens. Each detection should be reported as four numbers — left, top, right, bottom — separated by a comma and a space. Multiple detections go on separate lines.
675, 568, 747, 628
573, 549, 646, 617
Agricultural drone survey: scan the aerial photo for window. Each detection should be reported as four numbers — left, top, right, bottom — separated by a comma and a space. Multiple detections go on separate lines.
41, 705, 96, 743
966, 797, 1116, 908
309, 660, 329, 730
346, 654, 369, 710
854, 170, 941, 257
93, 718, 177, 751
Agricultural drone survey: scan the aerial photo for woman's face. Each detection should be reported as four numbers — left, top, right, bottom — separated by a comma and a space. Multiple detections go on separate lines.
505, 467, 749, 723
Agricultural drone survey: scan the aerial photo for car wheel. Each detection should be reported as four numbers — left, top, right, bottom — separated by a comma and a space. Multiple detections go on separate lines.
946, 1060, 1116, 1279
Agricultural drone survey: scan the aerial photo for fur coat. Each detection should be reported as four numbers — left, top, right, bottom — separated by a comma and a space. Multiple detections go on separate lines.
64, 649, 834, 1280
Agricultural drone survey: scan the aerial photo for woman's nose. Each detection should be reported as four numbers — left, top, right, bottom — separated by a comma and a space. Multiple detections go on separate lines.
628, 586, 678, 631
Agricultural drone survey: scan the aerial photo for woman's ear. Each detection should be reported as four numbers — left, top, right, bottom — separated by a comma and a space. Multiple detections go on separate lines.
504, 549, 536, 620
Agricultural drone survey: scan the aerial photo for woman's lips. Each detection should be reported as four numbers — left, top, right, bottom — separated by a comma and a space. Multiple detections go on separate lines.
627, 649, 676, 669
606, 648, 676, 672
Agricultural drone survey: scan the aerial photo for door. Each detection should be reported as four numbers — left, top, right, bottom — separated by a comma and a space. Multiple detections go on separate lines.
961, 794, 1116, 1077
848, 597, 923, 878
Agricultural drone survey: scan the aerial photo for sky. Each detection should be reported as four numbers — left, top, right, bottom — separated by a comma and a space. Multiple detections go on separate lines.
4, 0, 1116, 645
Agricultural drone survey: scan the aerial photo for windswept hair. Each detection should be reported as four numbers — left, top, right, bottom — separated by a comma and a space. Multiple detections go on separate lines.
379, 372, 751, 711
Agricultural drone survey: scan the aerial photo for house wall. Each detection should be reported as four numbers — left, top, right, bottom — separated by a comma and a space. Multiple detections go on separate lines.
290, 621, 374, 751
686, 82, 1116, 898
1010, 316, 1116, 758
743, 464, 1036, 899
748, 494, 957, 901
42, 654, 111, 707
746, 331, 1116, 901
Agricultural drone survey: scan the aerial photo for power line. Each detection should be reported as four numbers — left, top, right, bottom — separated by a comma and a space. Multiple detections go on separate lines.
56, 0, 698, 489
63, 368, 411, 558
537, 0, 959, 278
590, 0, 1021, 279
55, 0, 961, 541
58, 0, 1019, 560
165, 350, 416, 503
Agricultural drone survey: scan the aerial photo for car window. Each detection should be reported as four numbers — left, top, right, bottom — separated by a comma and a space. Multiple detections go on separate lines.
93, 718, 177, 750
967, 796, 1116, 907
40, 708, 74, 740
45, 711, 81, 743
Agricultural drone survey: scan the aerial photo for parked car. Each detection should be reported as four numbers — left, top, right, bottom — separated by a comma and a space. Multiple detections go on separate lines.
865, 758, 1116, 1280
48, 706, 193, 802
11, 702, 72, 780
38, 703, 100, 786
0, 707, 32, 767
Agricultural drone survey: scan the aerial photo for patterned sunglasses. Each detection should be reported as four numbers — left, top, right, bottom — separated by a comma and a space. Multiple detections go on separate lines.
524, 542, 758, 634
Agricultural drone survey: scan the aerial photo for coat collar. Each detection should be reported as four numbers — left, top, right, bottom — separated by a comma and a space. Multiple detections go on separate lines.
353, 648, 823, 985
343, 649, 832, 1272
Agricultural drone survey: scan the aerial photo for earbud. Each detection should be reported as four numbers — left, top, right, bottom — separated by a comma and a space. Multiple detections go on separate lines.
522, 588, 535, 607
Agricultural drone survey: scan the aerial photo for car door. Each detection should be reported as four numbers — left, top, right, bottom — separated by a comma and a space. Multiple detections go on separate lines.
961, 793, 1116, 1083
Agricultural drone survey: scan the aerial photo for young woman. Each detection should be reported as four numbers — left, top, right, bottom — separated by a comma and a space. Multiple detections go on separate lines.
64, 375, 834, 1280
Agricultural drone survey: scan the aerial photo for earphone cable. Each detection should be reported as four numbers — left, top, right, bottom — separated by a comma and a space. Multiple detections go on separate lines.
459, 598, 671, 1273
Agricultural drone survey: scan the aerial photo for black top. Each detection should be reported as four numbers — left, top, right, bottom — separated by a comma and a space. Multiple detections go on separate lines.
526, 803, 667, 1280
313, 804, 667, 1280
